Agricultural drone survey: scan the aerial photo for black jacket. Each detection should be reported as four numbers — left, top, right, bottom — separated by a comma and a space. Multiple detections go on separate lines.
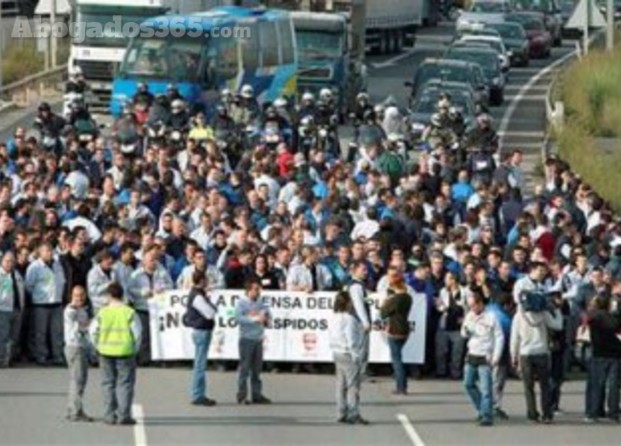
588, 308, 621, 358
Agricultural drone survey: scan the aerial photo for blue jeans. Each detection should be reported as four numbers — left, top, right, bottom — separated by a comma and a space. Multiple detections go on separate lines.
464, 363, 493, 423
388, 337, 408, 393
190, 329, 213, 402
586, 357, 620, 420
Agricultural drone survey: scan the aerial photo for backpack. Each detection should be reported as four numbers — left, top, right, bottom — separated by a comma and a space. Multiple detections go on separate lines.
378, 152, 403, 182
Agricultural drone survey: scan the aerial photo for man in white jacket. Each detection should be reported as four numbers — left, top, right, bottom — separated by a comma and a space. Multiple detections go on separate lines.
511, 294, 563, 424
25, 243, 66, 365
461, 291, 504, 426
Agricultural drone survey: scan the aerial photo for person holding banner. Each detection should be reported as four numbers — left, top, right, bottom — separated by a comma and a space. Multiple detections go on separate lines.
184, 271, 218, 406
235, 278, 272, 405
330, 290, 368, 425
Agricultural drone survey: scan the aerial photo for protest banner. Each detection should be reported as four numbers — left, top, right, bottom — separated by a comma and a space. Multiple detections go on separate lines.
149, 289, 427, 363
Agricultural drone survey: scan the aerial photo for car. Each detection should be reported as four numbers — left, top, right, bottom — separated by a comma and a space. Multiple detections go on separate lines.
486, 21, 531, 66
505, 12, 552, 58
510, 0, 563, 46
454, 24, 503, 41
457, 34, 511, 72
408, 84, 477, 137
444, 46, 506, 105
405, 58, 490, 107
456, 0, 512, 31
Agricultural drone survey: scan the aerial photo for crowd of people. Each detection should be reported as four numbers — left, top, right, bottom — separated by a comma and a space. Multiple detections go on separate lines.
0, 77, 620, 427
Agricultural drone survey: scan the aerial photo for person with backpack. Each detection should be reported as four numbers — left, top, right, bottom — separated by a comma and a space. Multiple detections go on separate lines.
183, 271, 218, 406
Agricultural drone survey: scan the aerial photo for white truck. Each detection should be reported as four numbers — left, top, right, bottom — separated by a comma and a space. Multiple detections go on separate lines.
69, 0, 228, 113
363, 0, 424, 54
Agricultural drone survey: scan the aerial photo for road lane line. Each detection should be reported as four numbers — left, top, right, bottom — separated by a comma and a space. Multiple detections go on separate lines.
397, 414, 426, 446
132, 404, 148, 446
371, 48, 419, 69
498, 50, 576, 150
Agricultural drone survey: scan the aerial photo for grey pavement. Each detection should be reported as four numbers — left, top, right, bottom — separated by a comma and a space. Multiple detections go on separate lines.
1, 366, 619, 446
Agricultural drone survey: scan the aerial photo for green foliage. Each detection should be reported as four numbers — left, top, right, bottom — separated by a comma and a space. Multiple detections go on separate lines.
558, 33, 621, 210
1, 41, 44, 86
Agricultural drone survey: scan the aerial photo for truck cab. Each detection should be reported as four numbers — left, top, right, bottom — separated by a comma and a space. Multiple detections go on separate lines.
291, 11, 366, 117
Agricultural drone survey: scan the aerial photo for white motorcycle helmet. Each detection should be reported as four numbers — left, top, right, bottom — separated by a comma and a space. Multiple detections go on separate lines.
319, 88, 333, 102
273, 97, 288, 110
171, 99, 185, 115
301, 92, 315, 105
241, 84, 254, 99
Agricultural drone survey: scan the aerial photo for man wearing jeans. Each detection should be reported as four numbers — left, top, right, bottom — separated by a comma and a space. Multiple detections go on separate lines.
511, 264, 563, 424
183, 271, 217, 406
585, 296, 621, 422
90, 283, 142, 425
461, 292, 504, 427
235, 278, 272, 405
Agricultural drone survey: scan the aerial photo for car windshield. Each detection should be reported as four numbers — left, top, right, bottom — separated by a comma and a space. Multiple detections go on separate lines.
512, 0, 555, 12
296, 30, 344, 61
463, 39, 503, 53
446, 50, 498, 78
120, 36, 204, 82
488, 23, 527, 39
416, 64, 473, 90
470, 1, 508, 12
522, 18, 545, 30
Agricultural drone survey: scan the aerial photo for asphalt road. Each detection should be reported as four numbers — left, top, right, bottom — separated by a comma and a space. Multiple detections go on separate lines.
1, 366, 619, 446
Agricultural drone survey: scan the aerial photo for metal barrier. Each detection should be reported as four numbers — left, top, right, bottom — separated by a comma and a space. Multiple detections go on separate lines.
0, 64, 67, 107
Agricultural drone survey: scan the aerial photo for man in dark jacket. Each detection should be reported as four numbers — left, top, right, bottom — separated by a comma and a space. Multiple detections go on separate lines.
61, 236, 92, 307
585, 296, 621, 422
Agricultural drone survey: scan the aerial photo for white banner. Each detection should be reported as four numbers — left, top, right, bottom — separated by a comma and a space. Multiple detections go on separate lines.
149, 289, 427, 364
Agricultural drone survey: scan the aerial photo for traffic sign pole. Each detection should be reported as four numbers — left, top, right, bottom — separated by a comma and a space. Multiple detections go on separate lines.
607, 0, 614, 51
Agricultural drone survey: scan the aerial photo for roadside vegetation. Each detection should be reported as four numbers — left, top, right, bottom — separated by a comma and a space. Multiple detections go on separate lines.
556, 32, 621, 210
1, 38, 70, 86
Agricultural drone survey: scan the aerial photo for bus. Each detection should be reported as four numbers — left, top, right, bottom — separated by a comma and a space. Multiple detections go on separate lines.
110, 6, 298, 116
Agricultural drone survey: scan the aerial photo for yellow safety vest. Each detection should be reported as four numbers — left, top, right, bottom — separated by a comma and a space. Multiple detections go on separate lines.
96, 305, 136, 357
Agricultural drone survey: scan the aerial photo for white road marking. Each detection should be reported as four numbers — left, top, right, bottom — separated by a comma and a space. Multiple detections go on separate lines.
132, 404, 148, 446
498, 130, 545, 137
371, 48, 419, 69
498, 50, 577, 149
397, 413, 426, 446
504, 94, 549, 101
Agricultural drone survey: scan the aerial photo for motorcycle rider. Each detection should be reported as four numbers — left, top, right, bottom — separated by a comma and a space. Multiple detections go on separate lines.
34, 102, 66, 145
68, 100, 94, 126
147, 94, 171, 127
231, 85, 260, 126
212, 104, 236, 133
448, 106, 466, 138
65, 66, 88, 94
421, 112, 457, 149
220, 88, 235, 115
166, 83, 184, 103
319, 88, 337, 116
465, 114, 498, 153
133, 83, 154, 107
273, 97, 293, 127
352, 92, 373, 124
169, 99, 190, 131
297, 92, 317, 121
